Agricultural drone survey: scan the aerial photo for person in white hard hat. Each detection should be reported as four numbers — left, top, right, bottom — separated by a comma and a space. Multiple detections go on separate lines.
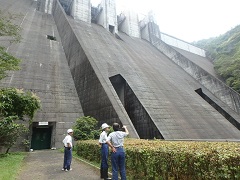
62, 128, 73, 172
99, 123, 111, 180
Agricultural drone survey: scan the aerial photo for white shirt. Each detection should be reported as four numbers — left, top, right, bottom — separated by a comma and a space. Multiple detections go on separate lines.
99, 131, 108, 144
107, 131, 128, 147
63, 134, 72, 147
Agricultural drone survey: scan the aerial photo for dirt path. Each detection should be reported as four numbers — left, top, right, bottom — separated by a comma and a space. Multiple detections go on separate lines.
17, 150, 101, 180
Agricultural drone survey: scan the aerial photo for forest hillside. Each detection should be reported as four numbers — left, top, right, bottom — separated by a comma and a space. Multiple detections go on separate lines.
194, 25, 240, 93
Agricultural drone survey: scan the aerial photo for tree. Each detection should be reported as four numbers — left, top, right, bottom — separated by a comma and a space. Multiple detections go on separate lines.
0, 10, 40, 153
0, 88, 41, 120
73, 116, 100, 140
0, 116, 28, 153
0, 88, 41, 153
0, 10, 21, 41
0, 10, 21, 80
0, 46, 21, 79
194, 25, 240, 93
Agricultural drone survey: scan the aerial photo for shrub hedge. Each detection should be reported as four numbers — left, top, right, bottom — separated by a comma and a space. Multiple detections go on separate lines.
75, 139, 240, 180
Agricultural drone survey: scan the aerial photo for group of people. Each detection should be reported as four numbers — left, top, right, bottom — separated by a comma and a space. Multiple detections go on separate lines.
62, 122, 129, 180
99, 123, 129, 180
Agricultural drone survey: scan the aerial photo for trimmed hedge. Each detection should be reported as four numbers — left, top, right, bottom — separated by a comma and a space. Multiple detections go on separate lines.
75, 139, 240, 180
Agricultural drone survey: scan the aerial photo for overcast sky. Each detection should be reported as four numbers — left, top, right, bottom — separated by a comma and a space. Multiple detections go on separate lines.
91, 0, 240, 42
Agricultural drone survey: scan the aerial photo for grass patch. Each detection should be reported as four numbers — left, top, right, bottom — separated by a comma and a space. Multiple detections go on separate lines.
59, 148, 64, 153
0, 152, 26, 180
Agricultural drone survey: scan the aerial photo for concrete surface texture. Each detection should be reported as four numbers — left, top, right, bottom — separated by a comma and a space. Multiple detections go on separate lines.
118, 11, 140, 38
150, 34, 240, 116
0, 0, 84, 149
97, 0, 118, 33
53, 0, 240, 139
16, 150, 100, 180
161, 33, 206, 57
0, 0, 240, 150
71, 0, 91, 23
172, 46, 216, 77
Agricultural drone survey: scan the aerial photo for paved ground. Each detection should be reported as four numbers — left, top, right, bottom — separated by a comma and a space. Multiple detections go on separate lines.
17, 150, 101, 180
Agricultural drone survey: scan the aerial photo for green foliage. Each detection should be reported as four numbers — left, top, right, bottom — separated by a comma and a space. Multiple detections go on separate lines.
0, 46, 21, 80
0, 116, 28, 153
0, 10, 21, 80
75, 140, 101, 162
0, 88, 41, 120
0, 88, 41, 153
0, 10, 21, 42
73, 116, 100, 140
21, 139, 30, 150
76, 139, 240, 180
0, 152, 26, 180
194, 25, 240, 93
0, 10, 33, 153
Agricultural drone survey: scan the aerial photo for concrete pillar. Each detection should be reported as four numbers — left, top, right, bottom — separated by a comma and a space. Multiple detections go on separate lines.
37, 0, 54, 14
118, 11, 140, 38
45, 0, 54, 14
97, 0, 118, 33
71, 0, 91, 23
140, 11, 161, 43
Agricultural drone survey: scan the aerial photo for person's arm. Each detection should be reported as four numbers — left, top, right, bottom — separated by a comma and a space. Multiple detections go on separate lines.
98, 133, 102, 146
106, 134, 116, 153
106, 141, 116, 153
122, 125, 129, 135
66, 136, 72, 149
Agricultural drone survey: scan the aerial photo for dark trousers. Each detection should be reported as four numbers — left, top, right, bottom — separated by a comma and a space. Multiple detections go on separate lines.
111, 147, 126, 180
101, 143, 109, 169
63, 147, 72, 170
101, 143, 109, 178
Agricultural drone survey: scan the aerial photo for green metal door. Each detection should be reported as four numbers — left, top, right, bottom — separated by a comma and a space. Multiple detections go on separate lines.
31, 127, 52, 150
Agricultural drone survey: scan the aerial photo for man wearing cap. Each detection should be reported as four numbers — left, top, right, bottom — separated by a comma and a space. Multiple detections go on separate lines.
106, 123, 129, 180
99, 123, 111, 180
62, 129, 73, 172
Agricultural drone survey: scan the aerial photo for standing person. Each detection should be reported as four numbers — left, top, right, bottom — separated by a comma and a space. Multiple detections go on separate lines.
62, 129, 73, 172
99, 123, 112, 180
106, 123, 129, 180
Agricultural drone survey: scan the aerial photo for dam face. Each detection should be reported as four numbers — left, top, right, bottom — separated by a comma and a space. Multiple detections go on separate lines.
0, 0, 239, 150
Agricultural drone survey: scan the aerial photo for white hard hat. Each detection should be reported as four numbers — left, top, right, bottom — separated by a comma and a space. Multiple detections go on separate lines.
101, 123, 110, 130
67, 129, 73, 133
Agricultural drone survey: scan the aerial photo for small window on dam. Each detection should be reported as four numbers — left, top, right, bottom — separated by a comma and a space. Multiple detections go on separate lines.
47, 35, 56, 41
109, 25, 115, 34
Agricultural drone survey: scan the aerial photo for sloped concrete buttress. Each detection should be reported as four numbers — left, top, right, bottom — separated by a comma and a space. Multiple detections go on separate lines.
52, 0, 139, 138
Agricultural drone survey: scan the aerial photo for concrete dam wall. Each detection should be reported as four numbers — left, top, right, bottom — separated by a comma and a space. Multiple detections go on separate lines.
0, 0, 84, 149
52, 0, 240, 139
52, 0, 139, 138
0, 0, 240, 151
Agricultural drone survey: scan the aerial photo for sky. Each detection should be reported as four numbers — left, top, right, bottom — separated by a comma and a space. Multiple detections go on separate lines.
91, 0, 240, 42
